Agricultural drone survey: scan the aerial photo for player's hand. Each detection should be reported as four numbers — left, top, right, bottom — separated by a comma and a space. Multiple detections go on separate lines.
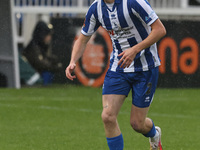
65, 63, 76, 81
118, 47, 138, 68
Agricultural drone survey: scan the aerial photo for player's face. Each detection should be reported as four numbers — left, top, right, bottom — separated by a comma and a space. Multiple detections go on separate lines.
104, 0, 115, 4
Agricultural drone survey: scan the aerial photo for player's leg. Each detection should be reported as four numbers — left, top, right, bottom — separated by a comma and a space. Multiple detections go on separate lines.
130, 105, 159, 140
102, 94, 126, 137
102, 70, 131, 150
130, 67, 162, 149
130, 105, 152, 135
101, 94, 126, 150
130, 105, 162, 150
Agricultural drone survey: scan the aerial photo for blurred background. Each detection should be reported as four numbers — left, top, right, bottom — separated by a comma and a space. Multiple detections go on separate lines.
1, 0, 200, 88
1, 1, 200, 149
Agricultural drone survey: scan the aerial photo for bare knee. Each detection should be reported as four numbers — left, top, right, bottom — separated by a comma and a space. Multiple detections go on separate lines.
101, 110, 116, 125
130, 120, 144, 133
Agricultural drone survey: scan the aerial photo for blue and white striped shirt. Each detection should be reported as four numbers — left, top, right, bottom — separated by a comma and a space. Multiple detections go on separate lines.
81, 0, 160, 72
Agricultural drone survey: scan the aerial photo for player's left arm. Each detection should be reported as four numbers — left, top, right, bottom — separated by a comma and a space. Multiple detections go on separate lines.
118, 18, 166, 68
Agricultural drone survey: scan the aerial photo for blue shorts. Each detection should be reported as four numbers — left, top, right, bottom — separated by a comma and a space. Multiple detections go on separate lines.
102, 67, 159, 108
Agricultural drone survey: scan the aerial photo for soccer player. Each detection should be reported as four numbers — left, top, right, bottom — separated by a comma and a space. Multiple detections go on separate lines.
65, 0, 166, 149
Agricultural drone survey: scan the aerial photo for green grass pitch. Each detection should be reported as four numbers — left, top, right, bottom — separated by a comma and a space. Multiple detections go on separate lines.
0, 85, 200, 150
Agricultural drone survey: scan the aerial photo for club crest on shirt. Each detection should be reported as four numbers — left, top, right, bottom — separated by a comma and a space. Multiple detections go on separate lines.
113, 22, 120, 30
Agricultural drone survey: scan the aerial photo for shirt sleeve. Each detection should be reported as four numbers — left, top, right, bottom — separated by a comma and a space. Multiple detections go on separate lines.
81, 2, 100, 36
130, 0, 158, 26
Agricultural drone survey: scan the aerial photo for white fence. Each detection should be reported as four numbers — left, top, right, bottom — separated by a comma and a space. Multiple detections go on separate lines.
13, 0, 195, 8
13, 0, 187, 7
14, 0, 93, 6
149, 0, 187, 8
13, 0, 188, 7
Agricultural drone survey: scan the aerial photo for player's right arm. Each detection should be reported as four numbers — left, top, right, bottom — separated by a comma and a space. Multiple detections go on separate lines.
65, 33, 91, 81
66, 1, 99, 80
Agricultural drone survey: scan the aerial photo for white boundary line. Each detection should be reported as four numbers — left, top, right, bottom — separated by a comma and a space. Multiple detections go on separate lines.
0, 103, 199, 120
